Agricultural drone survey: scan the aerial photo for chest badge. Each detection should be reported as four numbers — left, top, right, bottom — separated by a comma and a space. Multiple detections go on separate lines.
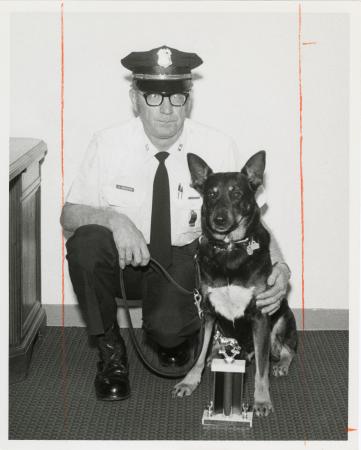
189, 209, 197, 227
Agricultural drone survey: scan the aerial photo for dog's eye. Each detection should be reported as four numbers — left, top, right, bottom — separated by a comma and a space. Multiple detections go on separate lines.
231, 190, 242, 199
207, 190, 217, 199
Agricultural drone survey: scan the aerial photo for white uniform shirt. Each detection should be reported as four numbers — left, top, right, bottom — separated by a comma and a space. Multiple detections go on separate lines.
66, 117, 242, 246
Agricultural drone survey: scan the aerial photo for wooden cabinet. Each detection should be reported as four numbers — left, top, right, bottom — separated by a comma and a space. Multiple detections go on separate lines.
9, 138, 47, 383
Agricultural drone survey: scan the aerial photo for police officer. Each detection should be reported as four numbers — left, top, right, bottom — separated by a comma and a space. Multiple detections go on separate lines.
60, 46, 291, 401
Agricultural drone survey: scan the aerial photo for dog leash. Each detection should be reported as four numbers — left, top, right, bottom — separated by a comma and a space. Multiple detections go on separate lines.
120, 256, 205, 379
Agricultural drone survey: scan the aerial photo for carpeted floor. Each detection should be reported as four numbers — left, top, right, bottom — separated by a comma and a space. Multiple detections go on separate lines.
9, 327, 348, 440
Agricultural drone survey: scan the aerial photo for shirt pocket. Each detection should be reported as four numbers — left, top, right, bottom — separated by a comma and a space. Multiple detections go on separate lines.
174, 187, 203, 232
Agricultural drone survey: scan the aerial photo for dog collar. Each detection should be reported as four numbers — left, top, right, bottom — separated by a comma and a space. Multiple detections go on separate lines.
200, 235, 260, 255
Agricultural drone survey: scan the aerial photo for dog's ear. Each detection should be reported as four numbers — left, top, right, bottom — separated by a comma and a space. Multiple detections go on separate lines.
241, 151, 266, 191
187, 153, 213, 193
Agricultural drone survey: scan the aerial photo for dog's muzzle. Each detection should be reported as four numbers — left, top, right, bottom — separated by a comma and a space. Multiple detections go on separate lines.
210, 209, 235, 233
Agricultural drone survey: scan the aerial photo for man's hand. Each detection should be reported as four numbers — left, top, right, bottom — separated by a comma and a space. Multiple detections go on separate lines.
109, 213, 150, 269
256, 263, 291, 315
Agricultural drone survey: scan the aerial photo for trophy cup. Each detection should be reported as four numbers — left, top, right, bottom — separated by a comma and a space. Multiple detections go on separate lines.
202, 331, 253, 427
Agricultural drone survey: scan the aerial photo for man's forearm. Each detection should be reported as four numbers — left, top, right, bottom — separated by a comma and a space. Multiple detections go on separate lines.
269, 229, 284, 265
61, 202, 150, 267
60, 202, 121, 237
263, 221, 291, 276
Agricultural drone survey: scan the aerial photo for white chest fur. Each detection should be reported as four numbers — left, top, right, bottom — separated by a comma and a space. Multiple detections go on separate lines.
207, 285, 255, 322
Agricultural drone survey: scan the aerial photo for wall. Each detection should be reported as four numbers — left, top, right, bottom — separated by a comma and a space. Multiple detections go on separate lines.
10, 8, 349, 312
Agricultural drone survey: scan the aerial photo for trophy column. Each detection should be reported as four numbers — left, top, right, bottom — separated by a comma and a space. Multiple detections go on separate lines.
202, 333, 253, 427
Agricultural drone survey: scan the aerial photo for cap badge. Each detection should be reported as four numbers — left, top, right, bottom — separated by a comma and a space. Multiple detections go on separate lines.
157, 48, 172, 68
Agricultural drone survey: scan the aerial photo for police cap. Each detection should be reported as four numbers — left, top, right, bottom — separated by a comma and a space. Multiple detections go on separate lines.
121, 45, 203, 93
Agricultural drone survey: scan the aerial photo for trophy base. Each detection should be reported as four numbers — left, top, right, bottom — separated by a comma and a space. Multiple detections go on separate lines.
202, 410, 253, 428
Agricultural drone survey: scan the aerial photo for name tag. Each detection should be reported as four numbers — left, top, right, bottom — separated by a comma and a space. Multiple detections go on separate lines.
116, 184, 134, 192
188, 196, 200, 200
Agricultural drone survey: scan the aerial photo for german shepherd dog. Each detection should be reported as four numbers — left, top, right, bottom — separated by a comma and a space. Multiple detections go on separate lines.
172, 151, 297, 417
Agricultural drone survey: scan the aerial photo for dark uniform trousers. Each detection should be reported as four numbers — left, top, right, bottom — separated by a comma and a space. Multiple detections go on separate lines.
66, 224, 200, 348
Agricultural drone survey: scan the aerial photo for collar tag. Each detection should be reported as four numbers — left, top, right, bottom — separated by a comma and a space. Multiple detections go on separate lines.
247, 239, 260, 255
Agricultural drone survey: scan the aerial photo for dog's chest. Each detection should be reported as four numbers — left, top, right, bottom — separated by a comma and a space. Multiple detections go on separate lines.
206, 284, 255, 322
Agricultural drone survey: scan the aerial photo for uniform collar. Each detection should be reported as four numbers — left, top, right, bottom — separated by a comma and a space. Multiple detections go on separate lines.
137, 117, 188, 157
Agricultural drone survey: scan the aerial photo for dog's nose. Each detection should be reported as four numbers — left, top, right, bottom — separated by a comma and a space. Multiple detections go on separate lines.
214, 215, 227, 227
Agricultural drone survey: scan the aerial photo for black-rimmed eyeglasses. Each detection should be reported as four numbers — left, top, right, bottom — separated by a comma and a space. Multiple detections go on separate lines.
141, 92, 189, 107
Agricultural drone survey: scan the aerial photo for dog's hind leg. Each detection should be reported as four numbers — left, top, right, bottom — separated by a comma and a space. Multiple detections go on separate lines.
270, 313, 297, 377
172, 316, 215, 398
252, 315, 273, 417
272, 345, 295, 377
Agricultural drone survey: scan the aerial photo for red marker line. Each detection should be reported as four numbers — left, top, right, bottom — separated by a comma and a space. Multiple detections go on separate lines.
298, 3, 305, 333
298, 4, 307, 445
60, 0, 68, 428
60, 1, 65, 321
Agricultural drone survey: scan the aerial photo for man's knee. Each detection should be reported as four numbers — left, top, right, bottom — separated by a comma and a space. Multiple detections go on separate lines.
66, 224, 117, 271
144, 312, 194, 348
146, 327, 183, 349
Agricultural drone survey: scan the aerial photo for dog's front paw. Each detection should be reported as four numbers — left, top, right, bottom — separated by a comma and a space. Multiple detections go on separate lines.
272, 362, 289, 377
253, 400, 273, 417
172, 381, 199, 398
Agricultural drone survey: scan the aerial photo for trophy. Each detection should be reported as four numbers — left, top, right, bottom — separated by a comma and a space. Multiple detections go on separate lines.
202, 331, 253, 427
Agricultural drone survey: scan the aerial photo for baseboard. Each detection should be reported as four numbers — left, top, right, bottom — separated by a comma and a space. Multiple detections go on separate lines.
43, 304, 348, 331
42, 303, 143, 329
293, 309, 348, 330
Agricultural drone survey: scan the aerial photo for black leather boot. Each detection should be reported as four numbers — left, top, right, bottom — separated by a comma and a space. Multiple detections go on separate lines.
94, 322, 131, 401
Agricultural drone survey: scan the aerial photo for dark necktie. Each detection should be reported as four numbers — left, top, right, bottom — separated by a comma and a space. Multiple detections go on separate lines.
150, 152, 172, 267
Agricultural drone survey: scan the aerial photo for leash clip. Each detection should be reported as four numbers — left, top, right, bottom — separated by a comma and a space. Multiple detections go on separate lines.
193, 288, 203, 319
